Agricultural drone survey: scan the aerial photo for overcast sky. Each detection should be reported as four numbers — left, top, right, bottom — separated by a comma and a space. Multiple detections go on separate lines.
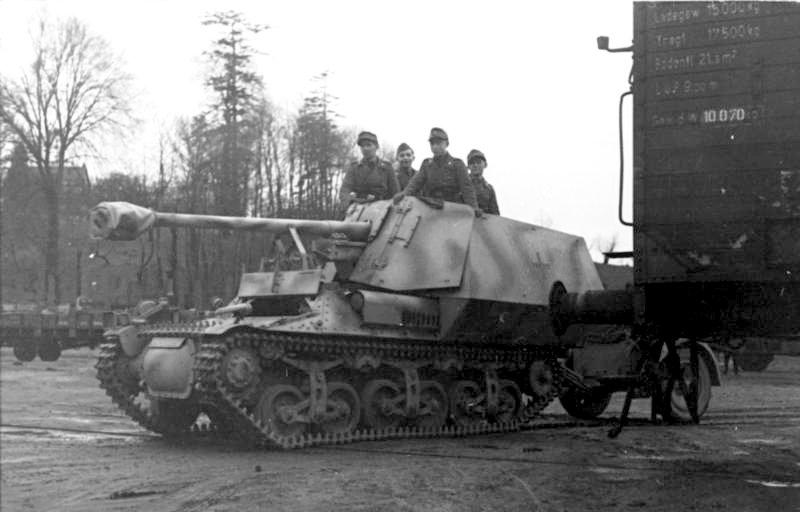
0, 0, 636, 257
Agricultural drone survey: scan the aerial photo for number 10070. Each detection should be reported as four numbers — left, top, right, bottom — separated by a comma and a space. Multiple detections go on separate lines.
702, 107, 748, 123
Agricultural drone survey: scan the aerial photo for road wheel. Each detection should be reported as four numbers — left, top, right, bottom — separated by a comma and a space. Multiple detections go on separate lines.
361, 379, 404, 430
450, 380, 484, 428
320, 382, 361, 435
255, 384, 307, 438
527, 360, 556, 400
496, 380, 522, 423
416, 380, 448, 430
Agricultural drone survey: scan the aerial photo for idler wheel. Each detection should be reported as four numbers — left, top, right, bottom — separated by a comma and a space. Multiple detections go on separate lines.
361, 379, 404, 430
416, 381, 448, 430
222, 348, 260, 390
37, 339, 62, 362
495, 380, 522, 423
255, 384, 307, 438
320, 382, 361, 435
450, 380, 484, 428
527, 360, 555, 400
13, 340, 37, 362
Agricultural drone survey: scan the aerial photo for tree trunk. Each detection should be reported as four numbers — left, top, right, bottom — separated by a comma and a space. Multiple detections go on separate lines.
43, 181, 61, 304
170, 227, 179, 307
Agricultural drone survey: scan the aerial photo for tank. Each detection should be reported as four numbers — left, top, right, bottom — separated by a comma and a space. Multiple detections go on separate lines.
90, 198, 633, 447
92, 198, 726, 445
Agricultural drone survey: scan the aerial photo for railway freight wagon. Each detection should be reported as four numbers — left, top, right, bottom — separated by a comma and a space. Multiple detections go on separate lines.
0, 301, 203, 362
544, 1, 800, 432
610, 2, 800, 339
0, 309, 131, 362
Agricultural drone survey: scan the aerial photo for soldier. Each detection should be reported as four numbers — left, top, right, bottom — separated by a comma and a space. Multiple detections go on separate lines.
395, 142, 416, 190
466, 149, 500, 215
722, 350, 740, 376
339, 131, 399, 207
393, 127, 480, 216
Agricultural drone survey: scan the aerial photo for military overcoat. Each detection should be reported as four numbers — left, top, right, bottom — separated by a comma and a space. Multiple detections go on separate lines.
402, 153, 478, 208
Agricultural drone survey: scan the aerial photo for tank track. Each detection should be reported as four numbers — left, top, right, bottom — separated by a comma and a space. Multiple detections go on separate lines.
97, 327, 564, 449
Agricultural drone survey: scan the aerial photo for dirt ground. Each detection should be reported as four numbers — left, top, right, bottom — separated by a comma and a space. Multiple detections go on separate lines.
1, 347, 798, 512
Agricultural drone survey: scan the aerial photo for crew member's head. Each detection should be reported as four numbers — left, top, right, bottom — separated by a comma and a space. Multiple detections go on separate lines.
428, 127, 449, 157
396, 142, 415, 169
467, 149, 487, 177
357, 131, 379, 159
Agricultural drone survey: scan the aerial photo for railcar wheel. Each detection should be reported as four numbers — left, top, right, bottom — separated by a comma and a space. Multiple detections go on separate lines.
361, 379, 404, 430
13, 341, 37, 362
496, 380, 522, 423
661, 349, 712, 422
320, 382, 361, 435
416, 381, 448, 430
37, 339, 62, 362
559, 387, 612, 419
450, 380, 484, 427
255, 384, 307, 438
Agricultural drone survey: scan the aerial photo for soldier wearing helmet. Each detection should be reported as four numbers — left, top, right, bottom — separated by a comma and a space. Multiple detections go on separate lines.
467, 149, 499, 215
339, 131, 399, 206
393, 127, 480, 216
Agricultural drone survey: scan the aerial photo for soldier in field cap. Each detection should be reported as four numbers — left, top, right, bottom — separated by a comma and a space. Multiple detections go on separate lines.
394, 142, 416, 190
467, 149, 499, 215
393, 127, 480, 216
339, 131, 399, 208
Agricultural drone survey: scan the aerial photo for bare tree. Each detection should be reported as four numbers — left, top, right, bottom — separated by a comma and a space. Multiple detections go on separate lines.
0, 17, 133, 303
0, 121, 14, 306
591, 234, 619, 263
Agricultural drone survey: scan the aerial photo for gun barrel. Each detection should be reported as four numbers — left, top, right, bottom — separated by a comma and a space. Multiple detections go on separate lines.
90, 201, 371, 241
